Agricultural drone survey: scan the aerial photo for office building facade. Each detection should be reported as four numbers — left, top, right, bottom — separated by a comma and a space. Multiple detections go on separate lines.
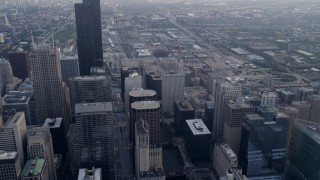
27, 127, 57, 180
0, 151, 21, 180
60, 56, 80, 85
8, 51, 30, 80
213, 144, 238, 177
174, 100, 195, 136
29, 47, 71, 128
75, 0, 103, 75
185, 119, 211, 163
308, 95, 320, 124
69, 76, 111, 116
223, 99, 255, 155
286, 120, 320, 180
0, 112, 27, 166
43, 118, 65, 156
213, 82, 242, 143
161, 72, 185, 113
131, 101, 160, 145
239, 114, 288, 178
75, 102, 114, 179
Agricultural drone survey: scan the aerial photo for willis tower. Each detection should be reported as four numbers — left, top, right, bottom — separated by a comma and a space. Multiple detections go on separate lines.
75, 0, 103, 76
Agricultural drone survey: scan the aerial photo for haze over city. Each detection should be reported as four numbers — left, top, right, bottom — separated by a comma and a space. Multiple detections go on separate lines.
0, 0, 319, 180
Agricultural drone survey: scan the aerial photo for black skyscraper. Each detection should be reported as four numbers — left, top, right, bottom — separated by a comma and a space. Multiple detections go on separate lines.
75, 0, 103, 76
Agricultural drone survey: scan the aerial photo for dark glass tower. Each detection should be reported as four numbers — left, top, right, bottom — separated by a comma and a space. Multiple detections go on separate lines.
75, 0, 103, 76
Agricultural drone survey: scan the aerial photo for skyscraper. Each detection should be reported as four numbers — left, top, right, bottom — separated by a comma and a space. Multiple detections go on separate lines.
308, 95, 320, 123
0, 151, 21, 180
75, 102, 114, 179
0, 58, 15, 94
43, 118, 65, 156
29, 47, 71, 129
286, 120, 320, 180
131, 101, 160, 145
124, 73, 142, 114
260, 92, 277, 108
8, 51, 30, 80
0, 112, 27, 166
60, 56, 80, 85
135, 120, 164, 180
129, 89, 157, 114
223, 98, 255, 155
69, 76, 111, 116
27, 127, 57, 180
239, 113, 288, 178
75, 0, 103, 76
161, 72, 185, 113
213, 144, 238, 177
213, 82, 242, 143
174, 100, 195, 136
184, 119, 211, 163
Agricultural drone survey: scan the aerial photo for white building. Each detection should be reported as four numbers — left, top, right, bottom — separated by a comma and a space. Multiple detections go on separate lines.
125, 73, 142, 115
0, 112, 27, 166
260, 92, 277, 108
213, 144, 238, 177
161, 72, 185, 113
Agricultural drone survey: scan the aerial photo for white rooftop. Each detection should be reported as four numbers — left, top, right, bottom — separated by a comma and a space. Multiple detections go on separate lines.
0, 150, 17, 160
78, 167, 102, 180
131, 101, 160, 110
75, 102, 112, 113
186, 119, 211, 135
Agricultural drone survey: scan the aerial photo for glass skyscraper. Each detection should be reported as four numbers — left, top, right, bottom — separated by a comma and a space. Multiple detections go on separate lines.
75, 0, 103, 76
239, 113, 288, 178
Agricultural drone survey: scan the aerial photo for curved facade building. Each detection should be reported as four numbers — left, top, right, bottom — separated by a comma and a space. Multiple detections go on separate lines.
69, 76, 111, 115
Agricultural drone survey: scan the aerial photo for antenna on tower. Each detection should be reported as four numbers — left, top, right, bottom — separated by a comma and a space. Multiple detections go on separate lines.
31, 31, 35, 48
51, 31, 55, 47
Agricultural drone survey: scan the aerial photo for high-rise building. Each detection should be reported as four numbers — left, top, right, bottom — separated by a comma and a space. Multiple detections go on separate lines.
204, 101, 214, 132
161, 72, 185, 113
131, 101, 160, 145
124, 73, 142, 114
29, 47, 71, 129
260, 92, 277, 108
239, 113, 288, 178
27, 127, 57, 180
185, 119, 211, 163
223, 99, 255, 155
21, 158, 49, 180
291, 101, 311, 121
75, 0, 103, 76
135, 120, 164, 180
0, 151, 21, 180
120, 64, 139, 100
0, 112, 27, 166
129, 89, 157, 113
75, 102, 114, 179
60, 56, 79, 85
2, 91, 32, 125
213, 144, 238, 177
43, 118, 65, 156
78, 167, 102, 180
0, 58, 15, 94
174, 100, 195, 136
8, 51, 30, 80
296, 87, 314, 101
308, 95, 320, 123
286, 120, 320, 180
69, 76, 111, 116
213, 82, 242, 143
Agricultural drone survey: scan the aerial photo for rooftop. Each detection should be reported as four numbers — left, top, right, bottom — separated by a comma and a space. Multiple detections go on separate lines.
0, 150, 17, 161
43, 118, 62, 128
78, 167, 102, 180
129, 89, 156, 97
21, 158, 46, 177
69, 76, 106, 81
175, 100, 194, 111
131, 101, 160, 110
219, 144, 237, 160
186, 119, 211, 135
75, 102, 112, 113
294, 119, 320, 144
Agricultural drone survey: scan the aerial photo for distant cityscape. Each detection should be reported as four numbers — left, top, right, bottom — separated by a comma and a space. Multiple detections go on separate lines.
0, 0, 320, 180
